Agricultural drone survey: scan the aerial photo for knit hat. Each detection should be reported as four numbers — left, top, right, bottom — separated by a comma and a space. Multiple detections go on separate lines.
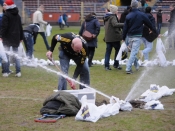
110, 5, 118, 14
131, 0, 138, 8
4, 0, 16, 9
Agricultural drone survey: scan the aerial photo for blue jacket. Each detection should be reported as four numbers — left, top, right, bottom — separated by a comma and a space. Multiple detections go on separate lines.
79, 16, 100, 48
123, 8, 153, 40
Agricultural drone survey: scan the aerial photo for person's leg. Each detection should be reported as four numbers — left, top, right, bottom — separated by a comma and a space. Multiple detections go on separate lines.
2, 46, 10, 74
104, 42, 112, 69
113, 41, 121, 68
126, 37, 141, 72
88, 47, 95, 67
33, 32, 38, 45
58, 50, 70, 90
142, 38, 153, 60
12, 47, 21, 74
39, 32, 50, 50
79, 59, 90, 89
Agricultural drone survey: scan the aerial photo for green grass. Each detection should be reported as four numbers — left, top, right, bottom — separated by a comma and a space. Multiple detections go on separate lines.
0, 26, 175, 131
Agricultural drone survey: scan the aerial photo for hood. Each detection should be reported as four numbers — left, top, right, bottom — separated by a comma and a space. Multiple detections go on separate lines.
85, 16, 96, 22
103, 13, 114, 22
6, 7, 19, 15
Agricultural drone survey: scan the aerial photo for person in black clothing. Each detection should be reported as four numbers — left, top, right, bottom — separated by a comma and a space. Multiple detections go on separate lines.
120, 6, 131, 23
23, 23, 40, 59
0, 0, 23, 77
156, 9, 162, 34
46, 32, 90, 90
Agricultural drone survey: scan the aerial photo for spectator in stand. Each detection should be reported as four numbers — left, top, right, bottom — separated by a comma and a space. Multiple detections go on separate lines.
167, 4, 175, 49
103, 5, 124, 70
63, 12, 69, 27
33, 5, 50, 51
156, 9, 162, 34
0, 0, 23, 77
79, 12, 100, 67
120, 6, 131, 23
122, 0, 155, 74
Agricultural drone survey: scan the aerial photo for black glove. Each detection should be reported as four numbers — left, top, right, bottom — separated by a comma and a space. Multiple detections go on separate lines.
47, 22, 50, 25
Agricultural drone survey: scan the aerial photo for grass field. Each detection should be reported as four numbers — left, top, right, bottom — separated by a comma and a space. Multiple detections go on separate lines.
0, 26, 175, 131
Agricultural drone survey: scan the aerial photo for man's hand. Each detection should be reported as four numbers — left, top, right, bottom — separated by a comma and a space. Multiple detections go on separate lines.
46, 51, 52, 60
66, 78, 76, 90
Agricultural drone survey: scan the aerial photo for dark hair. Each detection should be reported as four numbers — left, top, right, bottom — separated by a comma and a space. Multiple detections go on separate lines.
85, 12, 96, 20
145, 7, 151, 13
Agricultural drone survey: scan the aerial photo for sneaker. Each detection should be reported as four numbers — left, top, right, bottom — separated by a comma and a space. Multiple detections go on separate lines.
2, 73, 9, 77
15, 72, 21, 77
105, 67, 112, 71
117, 66, 122, 70
126, 70, 133, 74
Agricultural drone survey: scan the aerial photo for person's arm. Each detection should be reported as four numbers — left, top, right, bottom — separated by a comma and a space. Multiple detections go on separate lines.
111, 16, 124, 28
46, 34, 59, 58
38, 12, 47, 25
94, 20, 101, 37
79, 21, 85, 36
72, 45, 87, 79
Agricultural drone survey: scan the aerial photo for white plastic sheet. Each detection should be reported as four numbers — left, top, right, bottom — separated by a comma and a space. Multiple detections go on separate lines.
116, 42, 127, 61
75, 96, 120, 122
46, 24, 52, 37
0, 41, 8, 63
156, 38, 167, 67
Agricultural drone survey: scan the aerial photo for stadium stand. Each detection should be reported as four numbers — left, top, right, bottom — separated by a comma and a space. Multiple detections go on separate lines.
21, 0, 174, 25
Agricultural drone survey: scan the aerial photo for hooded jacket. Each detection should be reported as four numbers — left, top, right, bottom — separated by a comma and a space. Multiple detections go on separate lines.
104, 13, 123, 42
79, 15, 100, 47
40, 91, 81, 116
122, 8, 154, 41
0, 7, 23, 47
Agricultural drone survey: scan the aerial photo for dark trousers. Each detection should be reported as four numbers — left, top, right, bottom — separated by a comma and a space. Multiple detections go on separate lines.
104, 41, 121, 67
88, 47, 95, 66
33, 32, 50, 50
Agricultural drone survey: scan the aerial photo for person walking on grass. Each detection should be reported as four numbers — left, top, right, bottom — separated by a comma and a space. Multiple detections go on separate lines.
139, 6, 158, 63
79, 12, 100, 67
103, 4, 124, 70
122, 0, 155, 74
0, 0, 23, 77
33, 5, 50, 51
46, 32, 90, 90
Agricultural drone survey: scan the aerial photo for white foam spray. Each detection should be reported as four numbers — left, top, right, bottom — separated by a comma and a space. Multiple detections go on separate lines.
5, 51, 111, 99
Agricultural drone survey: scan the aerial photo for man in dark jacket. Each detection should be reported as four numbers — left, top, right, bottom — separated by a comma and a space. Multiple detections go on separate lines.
122, 0, 155, 74
0, 0, 23, 77
79, 12, 100, 67
167, 4, 175, 49
46, 32, 90, 90
156, 9, 162, 34
23, 23, 40, 59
